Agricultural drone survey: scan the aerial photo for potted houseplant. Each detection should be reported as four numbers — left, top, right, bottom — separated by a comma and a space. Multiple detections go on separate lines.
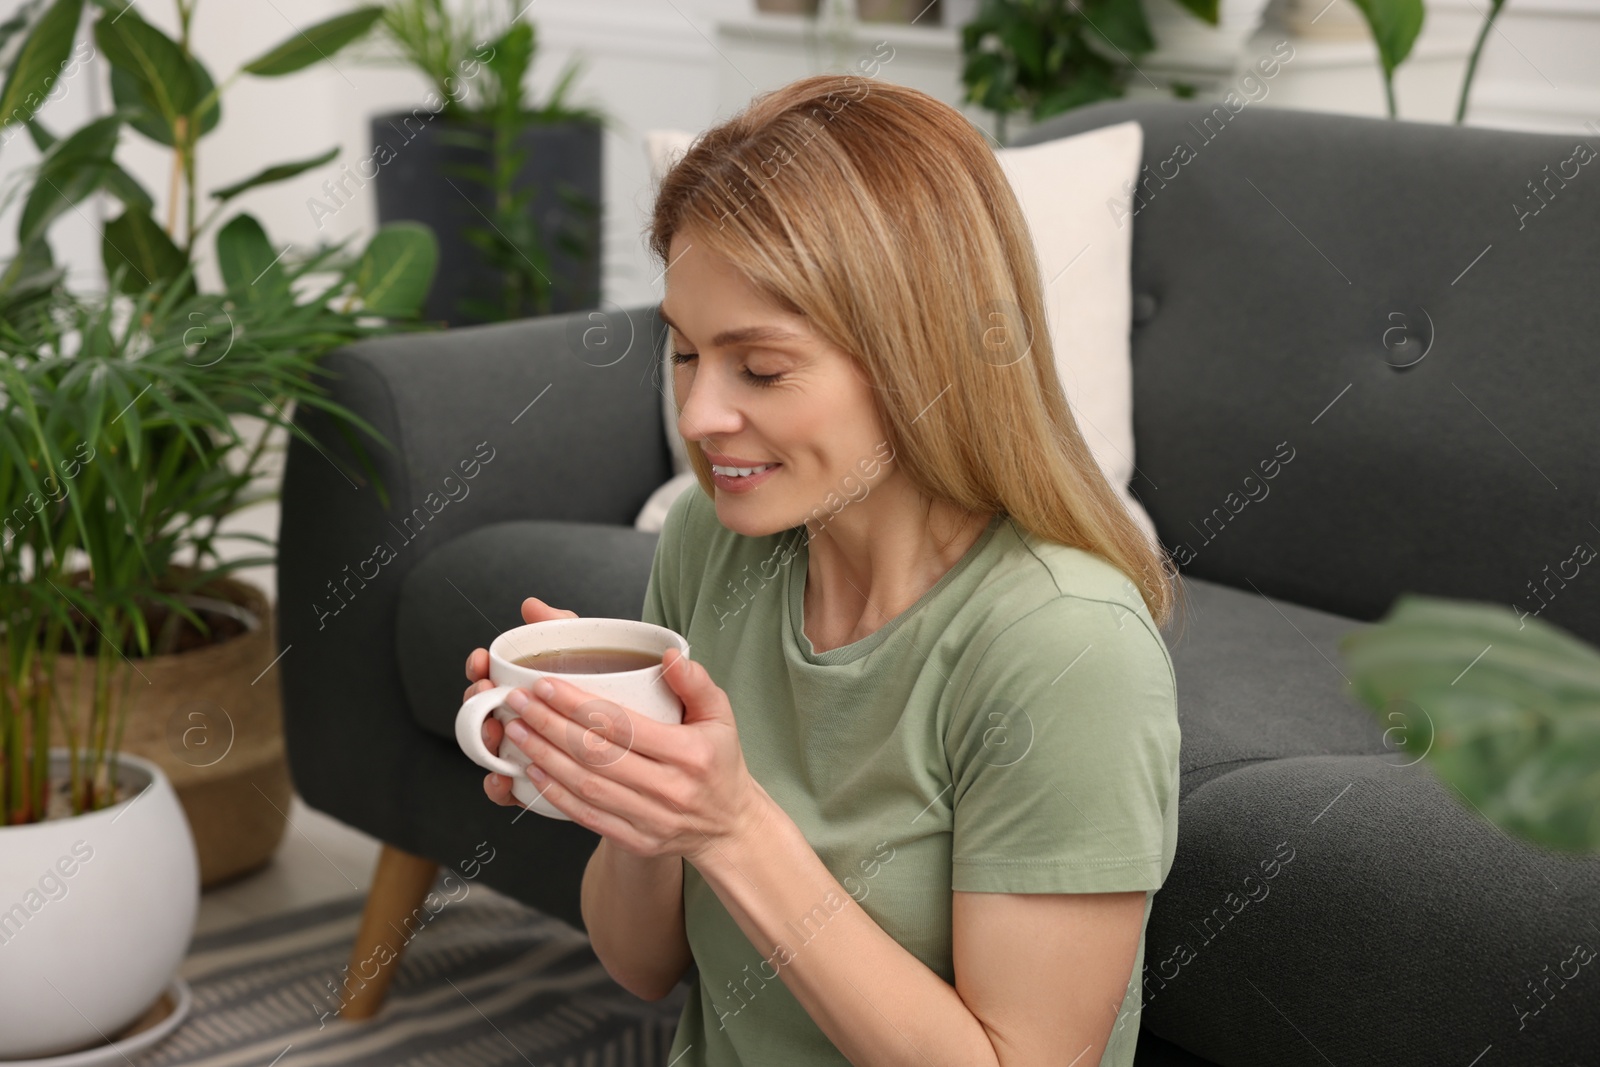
960, 0, 1222, 145
353, 0, 607, 325
0, 0, 435, 1056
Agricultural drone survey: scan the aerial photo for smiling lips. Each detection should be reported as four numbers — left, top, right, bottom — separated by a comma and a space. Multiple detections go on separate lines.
708, 463, 781, 492
711, 462, 777, 477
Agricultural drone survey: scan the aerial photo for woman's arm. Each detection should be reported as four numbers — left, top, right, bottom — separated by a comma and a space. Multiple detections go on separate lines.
697, 797, 1145, 1066
580, 837, 693, 1001
695, 794, 1002, 1066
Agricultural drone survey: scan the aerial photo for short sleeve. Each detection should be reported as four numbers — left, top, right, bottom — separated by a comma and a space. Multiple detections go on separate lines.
946, 595, 1180, 894
640, 483, 696, 634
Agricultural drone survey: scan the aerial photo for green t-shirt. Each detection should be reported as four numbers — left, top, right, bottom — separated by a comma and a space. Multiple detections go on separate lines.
641, 487, 1180, 1067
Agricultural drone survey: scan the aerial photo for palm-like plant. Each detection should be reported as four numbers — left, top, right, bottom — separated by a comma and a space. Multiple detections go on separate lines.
352, 0, 606, 321
1, 232, 434, 823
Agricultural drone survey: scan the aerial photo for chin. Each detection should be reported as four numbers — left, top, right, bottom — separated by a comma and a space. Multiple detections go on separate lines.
713, 497, 796, 539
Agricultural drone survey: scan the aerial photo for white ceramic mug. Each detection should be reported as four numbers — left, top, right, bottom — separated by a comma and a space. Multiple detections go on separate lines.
455, 618, 690, 820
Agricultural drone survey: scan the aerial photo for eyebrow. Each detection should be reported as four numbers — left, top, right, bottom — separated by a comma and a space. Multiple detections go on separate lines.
658, 307, 804, 350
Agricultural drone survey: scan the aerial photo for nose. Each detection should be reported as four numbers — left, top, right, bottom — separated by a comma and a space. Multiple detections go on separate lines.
675, 359, 743, 445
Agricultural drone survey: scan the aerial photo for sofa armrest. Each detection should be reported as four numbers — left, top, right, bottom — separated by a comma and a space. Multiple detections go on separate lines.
275, 303, 672, 845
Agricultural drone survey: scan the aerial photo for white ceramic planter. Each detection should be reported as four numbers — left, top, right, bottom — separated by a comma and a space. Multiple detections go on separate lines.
0, 750, 199, 1059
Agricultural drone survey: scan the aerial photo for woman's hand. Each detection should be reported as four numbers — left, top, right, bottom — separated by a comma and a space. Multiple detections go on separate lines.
463, 596, 578, 808
495, 646, 771, 863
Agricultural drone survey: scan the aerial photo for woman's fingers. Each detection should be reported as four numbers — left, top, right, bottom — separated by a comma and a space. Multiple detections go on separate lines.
464, 647, 490, 684
521, 596, 580, 624
462, 675, 495, 706
483, 770, 517, 806
468, 597, 576, 812
481, 713, 505, 751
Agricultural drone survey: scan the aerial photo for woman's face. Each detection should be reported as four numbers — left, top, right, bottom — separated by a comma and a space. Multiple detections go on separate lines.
661, 228, 892, 538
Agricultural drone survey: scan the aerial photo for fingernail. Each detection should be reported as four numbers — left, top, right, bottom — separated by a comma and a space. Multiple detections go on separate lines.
532, 678, 555, 700
507, 690, 530, 712
505, 719, 530, 742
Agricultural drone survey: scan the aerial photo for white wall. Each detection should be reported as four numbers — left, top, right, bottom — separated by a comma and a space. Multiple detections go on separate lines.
4, 0, 1593, 601
4, 0, 1596, 306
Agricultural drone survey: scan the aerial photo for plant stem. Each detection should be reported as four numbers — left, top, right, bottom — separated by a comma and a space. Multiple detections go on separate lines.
1384, 72, 1397, 119
166, 125, 185, 235
1455, 0, 1507, 124
180, 0, 197, 253
185, 126, 197, 251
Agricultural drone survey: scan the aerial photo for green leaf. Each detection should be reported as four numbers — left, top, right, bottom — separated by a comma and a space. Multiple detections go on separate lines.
23, 115, 55, 150
215, 211, 288, 300
1083, 0, 1156, 57
98, 153, 154, 210
109, 51, 220, 147
17, 113, 119, 248
0, 0, 51, 58
0, 235, 61, 314
94, 7, 197, 138
101, 205, 189, 295
1341, 593, 1600, 852
24, 114, 152, 214
1348, 0, 1426, 76
483, 19, 535, 112
1034, 66, 1124, 120
1166, 0, 1220, 26
998, 18, 1046, 80
209, 145, 337, 202
353, 221, 437, 317
241, 7, 384, 77
0, 0, 84, 130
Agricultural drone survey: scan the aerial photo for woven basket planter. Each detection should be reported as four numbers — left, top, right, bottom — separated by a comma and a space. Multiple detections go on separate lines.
48, 569, 292, 888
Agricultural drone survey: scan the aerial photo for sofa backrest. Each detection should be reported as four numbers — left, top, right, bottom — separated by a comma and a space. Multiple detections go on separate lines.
1011, 100, 1600, 646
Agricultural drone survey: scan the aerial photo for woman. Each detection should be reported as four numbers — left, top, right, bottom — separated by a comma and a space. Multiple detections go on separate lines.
463, 73, 1186, 1067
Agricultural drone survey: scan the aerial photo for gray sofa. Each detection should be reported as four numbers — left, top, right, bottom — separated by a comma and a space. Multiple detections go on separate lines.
277, 99, 1600, 1064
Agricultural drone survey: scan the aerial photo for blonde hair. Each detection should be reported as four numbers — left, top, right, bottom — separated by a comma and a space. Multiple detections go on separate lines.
648, 73, 1186, 635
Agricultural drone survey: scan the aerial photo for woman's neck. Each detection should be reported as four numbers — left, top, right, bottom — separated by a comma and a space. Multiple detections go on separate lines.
800, 491, 993, 652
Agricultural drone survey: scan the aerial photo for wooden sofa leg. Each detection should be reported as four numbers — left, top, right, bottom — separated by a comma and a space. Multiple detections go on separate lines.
339, 843, 441, 1020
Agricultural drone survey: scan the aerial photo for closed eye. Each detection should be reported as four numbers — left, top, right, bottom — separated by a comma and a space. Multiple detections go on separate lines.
670, 349, 783, 387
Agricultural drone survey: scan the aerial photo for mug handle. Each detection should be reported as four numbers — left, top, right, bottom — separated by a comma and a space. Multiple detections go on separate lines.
455, 685, 527, 778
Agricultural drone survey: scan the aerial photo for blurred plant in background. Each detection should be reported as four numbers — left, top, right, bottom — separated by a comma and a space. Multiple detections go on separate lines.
959, 0, 1219, 145
0, 0, 437, 825
360, 0, 606, 322
1455, 0, 1506, 123
1346, 0, 1424, 118
1343, 595, 1600, 853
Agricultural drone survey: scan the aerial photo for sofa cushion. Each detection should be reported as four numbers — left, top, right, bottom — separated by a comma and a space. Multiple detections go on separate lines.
1010, 101, 1600, 649
1162, 576, 1393, 798
397, 520, 660, 740
1142, 752, 1600, 1064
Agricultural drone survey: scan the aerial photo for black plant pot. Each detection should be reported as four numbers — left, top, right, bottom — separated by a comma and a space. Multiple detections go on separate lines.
368, 109, 602, 326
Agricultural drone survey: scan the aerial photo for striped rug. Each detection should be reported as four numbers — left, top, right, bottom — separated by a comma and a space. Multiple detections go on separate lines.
132, 885, 690, 1066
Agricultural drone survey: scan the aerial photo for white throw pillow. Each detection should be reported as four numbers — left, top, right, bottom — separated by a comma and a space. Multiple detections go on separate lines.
645, 130, 698, 500
634, 121, 1157, 553
993, 120, 1158, 550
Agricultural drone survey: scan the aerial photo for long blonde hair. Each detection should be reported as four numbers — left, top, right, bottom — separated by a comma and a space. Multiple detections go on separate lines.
648, 73, 1186, 634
